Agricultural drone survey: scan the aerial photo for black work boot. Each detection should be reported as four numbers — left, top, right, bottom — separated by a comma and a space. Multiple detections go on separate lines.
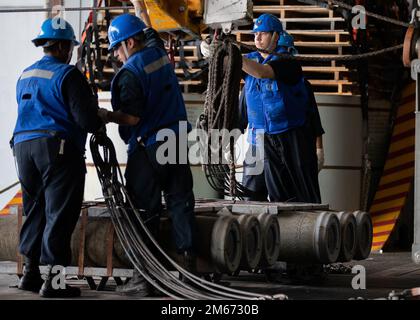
179, 251, 197, 284
115, 269, 151, 296
18, 257, 43, 292
39, 265, 81, 298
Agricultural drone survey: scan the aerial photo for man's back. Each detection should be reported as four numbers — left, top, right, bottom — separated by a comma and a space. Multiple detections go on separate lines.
14, 56, 75, 145
111, 46, 189, 150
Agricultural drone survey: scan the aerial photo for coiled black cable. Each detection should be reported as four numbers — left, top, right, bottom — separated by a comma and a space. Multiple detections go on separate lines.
90, 133, 287, 300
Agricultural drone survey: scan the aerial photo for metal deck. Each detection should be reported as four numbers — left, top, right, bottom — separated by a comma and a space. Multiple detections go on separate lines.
0, 252, 419, 300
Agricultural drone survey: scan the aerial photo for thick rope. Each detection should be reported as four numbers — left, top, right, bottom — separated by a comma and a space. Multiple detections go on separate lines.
200, 40, 246, 198
232, 40, 404, 62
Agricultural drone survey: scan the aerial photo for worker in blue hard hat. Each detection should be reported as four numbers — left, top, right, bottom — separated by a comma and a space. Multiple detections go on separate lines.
239, 13, 321, 203
97, 14, 196, 296
12, 17, 103, 298
107, 13, 165, 61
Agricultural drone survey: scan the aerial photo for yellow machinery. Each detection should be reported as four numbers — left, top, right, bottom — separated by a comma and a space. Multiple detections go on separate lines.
144, 0, 203, 37
78, 0, 253, 90
118, 0, 253, 38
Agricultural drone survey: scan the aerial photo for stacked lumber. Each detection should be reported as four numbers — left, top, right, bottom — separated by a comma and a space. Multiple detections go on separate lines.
80, 0, 356, 95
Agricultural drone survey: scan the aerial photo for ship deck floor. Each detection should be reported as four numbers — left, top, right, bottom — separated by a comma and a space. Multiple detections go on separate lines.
0, 252, 419, 300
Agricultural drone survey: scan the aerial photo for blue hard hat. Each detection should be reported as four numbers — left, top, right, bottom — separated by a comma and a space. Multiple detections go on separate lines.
108, 14, 147, 50
278, 32, 294, 47
252, 14, 283, 33
278, 32, 298, 55
32, 18, 79, 46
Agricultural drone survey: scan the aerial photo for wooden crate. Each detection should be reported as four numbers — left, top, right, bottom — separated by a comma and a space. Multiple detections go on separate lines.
187, 0, 356, 95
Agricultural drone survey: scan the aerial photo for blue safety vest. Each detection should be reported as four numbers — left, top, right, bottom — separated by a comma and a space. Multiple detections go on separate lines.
14, 56, 86, 151
111, 47, 189, 154
244, 47, 309, 144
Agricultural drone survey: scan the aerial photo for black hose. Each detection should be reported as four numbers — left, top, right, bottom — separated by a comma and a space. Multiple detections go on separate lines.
89, 133, 286, 300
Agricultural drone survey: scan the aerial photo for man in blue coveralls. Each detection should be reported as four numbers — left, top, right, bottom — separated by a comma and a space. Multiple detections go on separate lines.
97, 14, 196, 296
241, 26, 324, 202
240, 14, 321, 203
12, 18, 103, 298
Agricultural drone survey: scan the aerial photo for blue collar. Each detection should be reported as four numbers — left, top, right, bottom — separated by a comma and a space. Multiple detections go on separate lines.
41, 55, 65, 64
126, 50, 142, 64
125, 47, 152, 64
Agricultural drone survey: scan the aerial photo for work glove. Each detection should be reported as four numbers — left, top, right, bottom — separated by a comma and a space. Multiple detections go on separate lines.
200, 36, 224, 58
317, 148, 325, 173
200, 36, 212, 59
200, 35, 238, 59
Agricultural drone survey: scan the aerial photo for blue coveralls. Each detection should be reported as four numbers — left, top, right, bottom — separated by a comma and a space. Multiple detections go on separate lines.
242, 48, 320, 203
111, 47, 196, 253
13, 56, 89, 266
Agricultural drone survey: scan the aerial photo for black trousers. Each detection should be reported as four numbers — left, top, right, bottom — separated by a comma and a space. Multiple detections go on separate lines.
125, 141, 196, 253
264, 128, 321, 203
14, 137, 85, 266
243, 128, 321, 203
242, 143, 268, 201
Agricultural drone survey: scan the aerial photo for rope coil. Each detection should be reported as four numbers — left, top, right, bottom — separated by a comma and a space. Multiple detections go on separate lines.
199, 40, 250, 199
